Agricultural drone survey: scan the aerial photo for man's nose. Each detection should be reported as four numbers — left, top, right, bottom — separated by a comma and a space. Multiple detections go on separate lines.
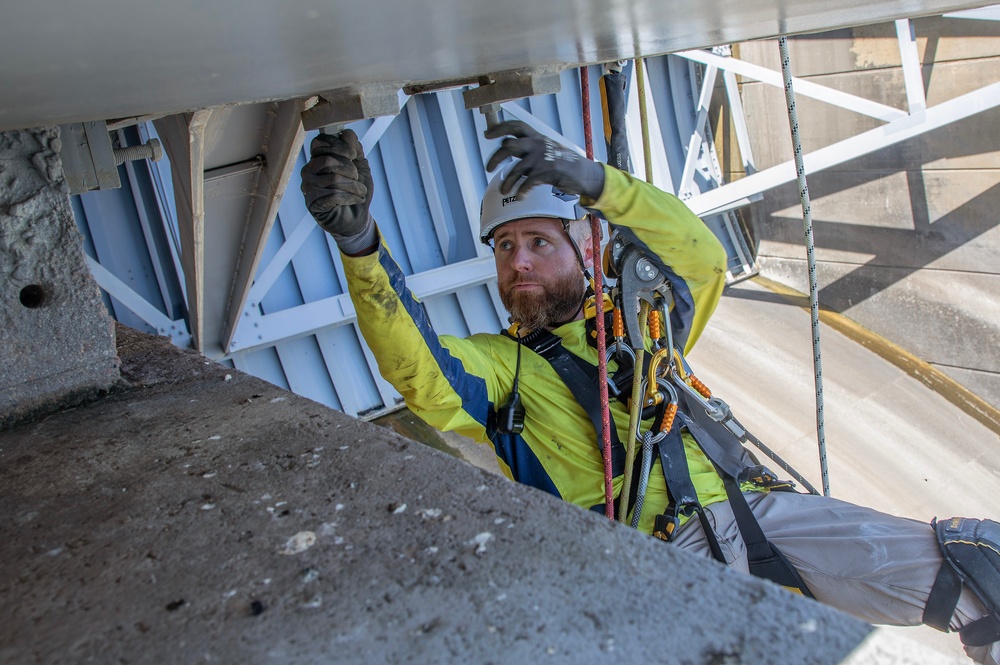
509, 243, 533, 271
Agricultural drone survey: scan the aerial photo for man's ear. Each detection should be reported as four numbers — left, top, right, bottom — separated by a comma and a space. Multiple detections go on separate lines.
581, 230, 596, 269
583, 239, 595, 269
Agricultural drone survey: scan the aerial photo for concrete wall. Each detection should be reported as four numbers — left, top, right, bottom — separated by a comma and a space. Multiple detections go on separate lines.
0, 128, 119, 427
720, 17, 1000, 409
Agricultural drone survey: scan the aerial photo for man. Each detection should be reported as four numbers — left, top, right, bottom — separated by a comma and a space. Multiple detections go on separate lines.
301, 121, 999, 663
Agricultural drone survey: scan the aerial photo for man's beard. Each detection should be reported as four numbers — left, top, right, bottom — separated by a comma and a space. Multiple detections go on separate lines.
500, 269, 586, 331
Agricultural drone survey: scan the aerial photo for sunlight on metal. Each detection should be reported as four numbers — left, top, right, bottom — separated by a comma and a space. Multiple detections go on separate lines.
722, 70, 758, 176
678, 65, 720, 199
678, 50, 909, 122
689, 82, 1000, 217
944, 3, 1000, 20
895, 20, 928, 114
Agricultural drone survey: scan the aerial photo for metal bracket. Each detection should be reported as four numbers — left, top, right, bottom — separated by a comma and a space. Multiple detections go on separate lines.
59, 121, 120, 194
462, 69, 563, 110
301, 84, 402, 132
59, 121, 164, 194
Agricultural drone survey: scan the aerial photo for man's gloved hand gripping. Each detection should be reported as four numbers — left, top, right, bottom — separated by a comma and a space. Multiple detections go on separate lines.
300, 129, 377, 255
485, 120, 605, 201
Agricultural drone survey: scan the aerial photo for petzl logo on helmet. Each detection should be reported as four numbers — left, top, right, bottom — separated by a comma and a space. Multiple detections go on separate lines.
501, 196, 517, 206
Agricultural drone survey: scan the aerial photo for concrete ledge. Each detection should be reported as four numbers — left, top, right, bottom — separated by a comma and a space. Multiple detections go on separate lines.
0, 325, 872, 664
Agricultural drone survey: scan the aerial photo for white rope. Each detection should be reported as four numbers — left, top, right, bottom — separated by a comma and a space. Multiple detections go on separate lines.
778, 37, 831, 497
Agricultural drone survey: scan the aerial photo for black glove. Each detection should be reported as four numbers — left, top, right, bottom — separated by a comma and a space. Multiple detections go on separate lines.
300, 129, 373, 238
484, 120, 605, 201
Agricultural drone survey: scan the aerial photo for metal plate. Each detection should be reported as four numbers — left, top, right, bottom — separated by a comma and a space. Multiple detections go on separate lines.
0, 0, 992, 131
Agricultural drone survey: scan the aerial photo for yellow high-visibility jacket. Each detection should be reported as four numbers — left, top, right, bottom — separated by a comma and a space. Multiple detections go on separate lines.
342, 166, 729, 534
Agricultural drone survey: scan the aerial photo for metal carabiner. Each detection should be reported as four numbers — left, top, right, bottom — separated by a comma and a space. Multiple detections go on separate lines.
669, 366, 724, 419
646, 348, 673, 391
666, 366, 746, 438
636, 376, 678, 432
605, 340, 636, 367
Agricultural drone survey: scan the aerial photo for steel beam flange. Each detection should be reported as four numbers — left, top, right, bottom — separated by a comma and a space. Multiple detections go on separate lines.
462, 68, 564, 110
301, 83, 402, 132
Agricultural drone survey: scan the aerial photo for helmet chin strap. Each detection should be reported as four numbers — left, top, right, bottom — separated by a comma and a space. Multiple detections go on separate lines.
542, 218, 596, 330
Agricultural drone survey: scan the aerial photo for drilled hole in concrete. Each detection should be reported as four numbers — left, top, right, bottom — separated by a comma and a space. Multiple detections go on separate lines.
19, 284, 47, 309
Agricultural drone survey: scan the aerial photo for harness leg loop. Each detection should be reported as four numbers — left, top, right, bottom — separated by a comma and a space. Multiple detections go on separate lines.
924, 517, 1000, 648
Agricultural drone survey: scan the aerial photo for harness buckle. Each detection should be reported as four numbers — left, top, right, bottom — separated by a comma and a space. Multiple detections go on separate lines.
653, 513, 681, 542
653, 501, 700, 542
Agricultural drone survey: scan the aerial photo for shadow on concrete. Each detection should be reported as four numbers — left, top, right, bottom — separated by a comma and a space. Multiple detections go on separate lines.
759, 167, 999, 314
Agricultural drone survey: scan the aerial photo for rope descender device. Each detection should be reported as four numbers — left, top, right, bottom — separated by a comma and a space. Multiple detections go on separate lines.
605, 230, 674, 353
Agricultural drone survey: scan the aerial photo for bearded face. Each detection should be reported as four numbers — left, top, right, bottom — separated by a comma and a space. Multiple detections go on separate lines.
492, 217, 591, 331
499, 260, 586, 331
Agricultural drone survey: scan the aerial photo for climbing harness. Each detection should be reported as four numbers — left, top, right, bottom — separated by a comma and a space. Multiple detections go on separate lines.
489, 62, 821, 594
505, 219, 817, 595
609, 230, 817, 596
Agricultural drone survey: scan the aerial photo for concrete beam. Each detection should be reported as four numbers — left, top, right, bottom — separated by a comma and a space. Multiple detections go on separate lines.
0, 128, 119, 428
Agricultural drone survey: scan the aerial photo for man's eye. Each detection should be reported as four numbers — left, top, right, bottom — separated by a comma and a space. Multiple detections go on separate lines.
497, 240, 512, 251
532, 237, 548, 247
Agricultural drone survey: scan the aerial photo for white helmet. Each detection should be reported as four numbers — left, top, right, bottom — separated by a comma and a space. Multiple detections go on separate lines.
479, 165, 586, 244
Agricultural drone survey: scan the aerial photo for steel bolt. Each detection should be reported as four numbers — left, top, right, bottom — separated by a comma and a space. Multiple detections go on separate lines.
113, 138, 163, 166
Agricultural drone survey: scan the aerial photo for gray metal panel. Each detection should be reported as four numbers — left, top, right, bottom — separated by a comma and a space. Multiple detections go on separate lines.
2, 0, 993, 133
72, 130, 187, 334
274, 336, 341, 410
229, 346, 290, 391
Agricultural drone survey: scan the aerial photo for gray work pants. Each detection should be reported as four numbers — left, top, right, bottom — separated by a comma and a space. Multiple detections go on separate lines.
672, 491, 998, 665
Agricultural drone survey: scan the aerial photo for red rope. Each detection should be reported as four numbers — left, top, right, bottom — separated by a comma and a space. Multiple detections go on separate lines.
580, 66, 615, 521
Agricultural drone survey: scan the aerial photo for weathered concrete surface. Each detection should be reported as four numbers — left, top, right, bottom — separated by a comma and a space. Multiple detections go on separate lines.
0, 127, 119, 428
721, 17, 1000, 409
0, 324, 871, 664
